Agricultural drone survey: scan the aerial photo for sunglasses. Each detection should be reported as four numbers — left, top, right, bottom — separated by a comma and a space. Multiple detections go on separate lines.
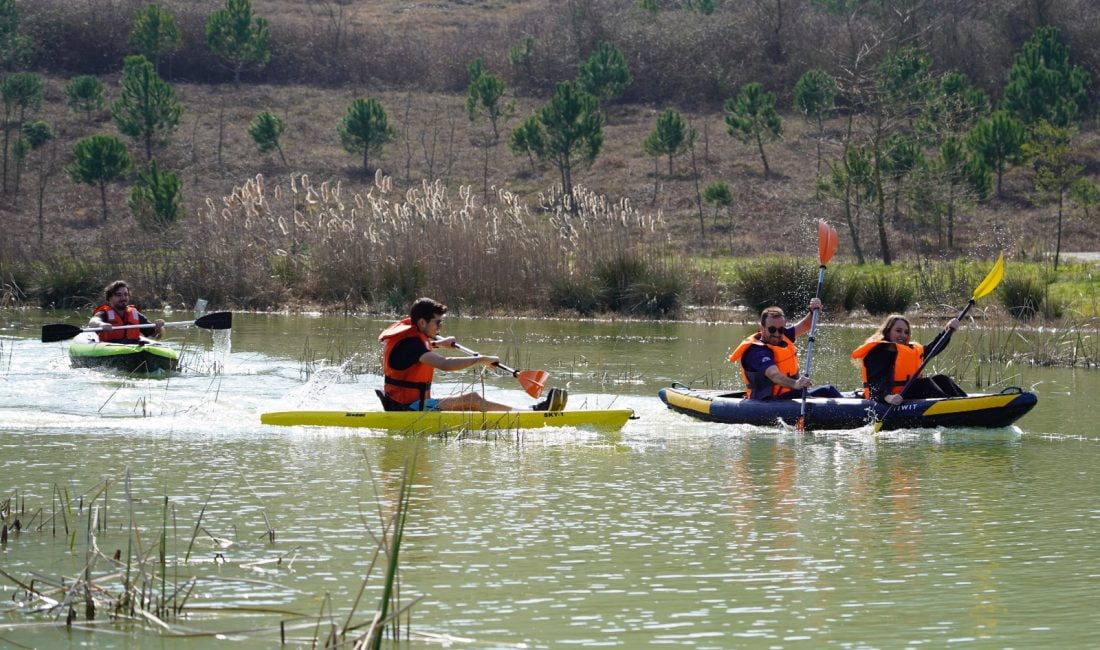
765, 325, 784, 334
431, 318, 444, 326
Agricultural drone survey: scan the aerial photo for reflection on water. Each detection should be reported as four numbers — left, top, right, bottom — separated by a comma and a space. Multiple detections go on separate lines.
0, 312, 1099, 647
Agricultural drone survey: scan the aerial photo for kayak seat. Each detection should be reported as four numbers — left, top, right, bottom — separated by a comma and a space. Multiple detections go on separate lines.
374, 389, 411, 412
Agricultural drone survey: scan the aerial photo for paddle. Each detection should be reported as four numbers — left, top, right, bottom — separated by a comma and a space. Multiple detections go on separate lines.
41, 311, 233, 343
874, 252, 1005, 432
439, 339, 549, 399
797, 220, 839, 432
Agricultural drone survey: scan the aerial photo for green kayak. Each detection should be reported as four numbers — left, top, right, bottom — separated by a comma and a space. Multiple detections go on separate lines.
68, 332, 180, 374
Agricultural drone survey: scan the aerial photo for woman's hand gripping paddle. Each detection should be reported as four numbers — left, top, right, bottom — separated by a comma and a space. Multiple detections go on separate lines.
797, 220, 839, 432
41, 311, 233, 343
873, 252, 1004, 433
446, 340, 549, 399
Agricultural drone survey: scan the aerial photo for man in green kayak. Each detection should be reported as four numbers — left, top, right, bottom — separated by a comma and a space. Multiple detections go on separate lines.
378, 297, 566, 412
88, 280, 165, 343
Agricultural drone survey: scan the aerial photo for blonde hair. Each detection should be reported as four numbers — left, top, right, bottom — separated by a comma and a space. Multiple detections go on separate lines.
864, 313, 910, 344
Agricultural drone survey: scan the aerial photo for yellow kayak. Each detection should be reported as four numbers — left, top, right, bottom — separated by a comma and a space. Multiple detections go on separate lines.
260, 409, 634, 433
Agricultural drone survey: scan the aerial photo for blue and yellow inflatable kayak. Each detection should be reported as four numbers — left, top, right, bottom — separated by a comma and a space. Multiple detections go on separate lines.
659, 383, 1037, 431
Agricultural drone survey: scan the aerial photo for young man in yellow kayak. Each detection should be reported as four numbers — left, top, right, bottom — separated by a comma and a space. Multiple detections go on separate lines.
88, 280, 164, 343
378, 297, 566, 412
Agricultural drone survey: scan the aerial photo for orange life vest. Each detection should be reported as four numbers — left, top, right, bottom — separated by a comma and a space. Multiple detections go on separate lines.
92, 304, 143, 342
379, 318, 434, 407
728, 332, 800, 399
851, 340, 924, 398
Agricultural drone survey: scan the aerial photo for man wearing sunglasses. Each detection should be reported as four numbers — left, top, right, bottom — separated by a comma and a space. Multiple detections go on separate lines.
378, 297, 564, 412
728, 299, 823, 400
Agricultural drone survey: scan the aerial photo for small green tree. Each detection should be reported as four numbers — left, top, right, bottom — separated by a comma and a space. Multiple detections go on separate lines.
467, 63, 515, 197
702, 180, 732, 238
1001, 26, 1090, 128
533, 81, 603, 211
129, 159, 182, 231
1, 71, 42, 193
112, 55, 182, 161
508, 115, 544, 174
508, 36, 535, 88
338, 97, 396, 174
824, 146, 875, 265
923, 70, 989, 139
793, 68, 837, 181
205, 0, 270, 89
576, 41, 632, 120
724, 82, 782, 177
129, 3, 182, 77
0, 0, 33, 71
11, 117, 51, 196
1023, 120, 1083, 269
19, 120, 55, 244
965, 110, 1027, 199
643, 108, 696, 177
924, 136, 990, 249
66, 134, 132, 222
881, 134, 922, 226
64, 75, 105, 123
248, 110, 287, 165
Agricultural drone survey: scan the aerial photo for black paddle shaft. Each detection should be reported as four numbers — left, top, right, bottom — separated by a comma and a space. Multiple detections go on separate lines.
449, 341, 519, 376
40, 311, 231, 342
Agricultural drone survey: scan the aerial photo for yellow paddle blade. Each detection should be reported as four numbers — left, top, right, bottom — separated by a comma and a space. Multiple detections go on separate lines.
972, 252, 1005, 300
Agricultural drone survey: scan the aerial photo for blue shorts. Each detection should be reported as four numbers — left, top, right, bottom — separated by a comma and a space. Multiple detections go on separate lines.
405, 398, 441, 412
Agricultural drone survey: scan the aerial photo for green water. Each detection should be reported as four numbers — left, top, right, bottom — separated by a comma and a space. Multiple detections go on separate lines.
1, 311, 1098, 648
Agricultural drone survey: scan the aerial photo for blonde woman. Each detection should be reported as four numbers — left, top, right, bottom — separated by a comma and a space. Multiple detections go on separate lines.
851, 314, 966, 405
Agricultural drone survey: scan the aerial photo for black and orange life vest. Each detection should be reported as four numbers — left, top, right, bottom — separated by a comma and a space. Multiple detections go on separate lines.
851, 340, 924, 399
379, 318, 434, 407
728, 333, 800, 399
92, 304, 143, 342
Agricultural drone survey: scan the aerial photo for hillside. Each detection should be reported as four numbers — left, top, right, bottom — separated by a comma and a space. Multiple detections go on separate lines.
2, 0, 1100, 312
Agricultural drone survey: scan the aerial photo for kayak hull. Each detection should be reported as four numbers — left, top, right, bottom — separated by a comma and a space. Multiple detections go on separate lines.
260, 409, 634, 433
68, 333, 180, 374
658, 384, 1037, 431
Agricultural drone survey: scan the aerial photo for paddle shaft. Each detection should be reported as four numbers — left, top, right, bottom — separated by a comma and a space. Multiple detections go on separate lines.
41, 311, 232, 342
877, 300, 973, 425
84, 322, 164, 333
450, 341, 520, 376
798, 265, 827, 421
85, 313, 228, 333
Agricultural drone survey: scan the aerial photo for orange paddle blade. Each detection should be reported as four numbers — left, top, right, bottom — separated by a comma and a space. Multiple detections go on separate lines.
517, 370, 549, 398
817, 220, 839, 265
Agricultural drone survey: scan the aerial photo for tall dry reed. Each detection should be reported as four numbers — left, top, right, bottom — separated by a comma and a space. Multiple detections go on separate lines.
176, 172, 673, 313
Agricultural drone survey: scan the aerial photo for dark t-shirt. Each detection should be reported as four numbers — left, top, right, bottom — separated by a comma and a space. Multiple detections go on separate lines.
862, 329, 953, 400
741, 326, 797, 372
388, 337, 431, 370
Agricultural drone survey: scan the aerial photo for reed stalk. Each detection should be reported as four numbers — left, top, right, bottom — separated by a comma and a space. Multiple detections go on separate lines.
0, 453, 427, 646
